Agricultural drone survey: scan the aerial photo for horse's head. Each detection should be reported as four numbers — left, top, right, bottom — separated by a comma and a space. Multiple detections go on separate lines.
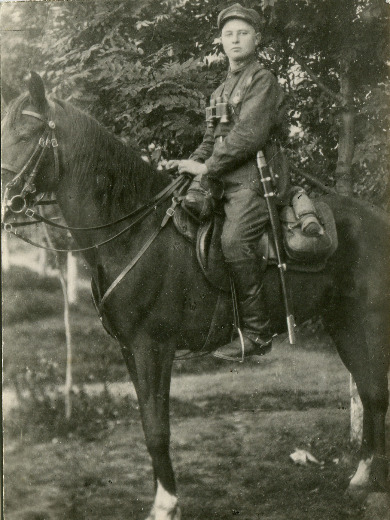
2, 72, 60, 217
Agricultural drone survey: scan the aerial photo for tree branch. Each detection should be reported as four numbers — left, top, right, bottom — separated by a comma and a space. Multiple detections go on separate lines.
289, 49, 342, 104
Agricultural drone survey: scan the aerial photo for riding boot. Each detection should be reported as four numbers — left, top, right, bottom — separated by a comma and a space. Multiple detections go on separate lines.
213, 259, 273, 361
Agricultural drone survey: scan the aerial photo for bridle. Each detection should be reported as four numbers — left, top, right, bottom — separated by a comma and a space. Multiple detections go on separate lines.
1, 105, 238, 362
2, 105, 190, 310
2, 106, 189, 242
2, 108, 60, 215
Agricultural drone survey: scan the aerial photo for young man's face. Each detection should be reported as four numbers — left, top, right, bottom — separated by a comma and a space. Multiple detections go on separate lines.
221, 19, 259, 67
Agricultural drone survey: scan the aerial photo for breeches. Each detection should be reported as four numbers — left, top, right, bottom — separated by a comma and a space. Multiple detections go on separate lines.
221, 188, 269, 262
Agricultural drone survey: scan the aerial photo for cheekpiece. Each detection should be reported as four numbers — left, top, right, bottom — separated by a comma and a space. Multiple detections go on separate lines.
217, 3, 262, 32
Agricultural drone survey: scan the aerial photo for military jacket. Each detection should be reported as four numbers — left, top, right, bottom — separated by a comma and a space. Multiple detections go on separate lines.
191, 58, 289, 200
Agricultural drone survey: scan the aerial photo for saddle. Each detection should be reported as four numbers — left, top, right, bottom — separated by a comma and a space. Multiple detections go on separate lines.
173, 197, 338, 293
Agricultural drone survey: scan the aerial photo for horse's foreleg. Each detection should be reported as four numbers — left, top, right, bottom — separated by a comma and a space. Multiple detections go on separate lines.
122, 341, 181, 520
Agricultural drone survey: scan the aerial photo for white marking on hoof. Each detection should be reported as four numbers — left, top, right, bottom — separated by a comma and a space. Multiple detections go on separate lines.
349, 457, 374, 488
146, 480, 181, 520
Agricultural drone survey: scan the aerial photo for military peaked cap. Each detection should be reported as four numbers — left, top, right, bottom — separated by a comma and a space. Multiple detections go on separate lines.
217, 3, 262, 31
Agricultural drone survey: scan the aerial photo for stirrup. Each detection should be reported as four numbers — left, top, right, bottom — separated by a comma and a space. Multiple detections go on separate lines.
212, 330, 272, 363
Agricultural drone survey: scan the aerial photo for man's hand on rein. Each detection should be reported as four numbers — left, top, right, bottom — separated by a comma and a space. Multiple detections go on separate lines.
177, 160, 208, 176
165, 160, 180, 170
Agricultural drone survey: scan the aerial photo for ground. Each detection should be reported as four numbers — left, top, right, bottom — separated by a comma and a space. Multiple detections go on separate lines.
4, 410, 353, 520
4, 339, 389, 520
3, 264, 389, 519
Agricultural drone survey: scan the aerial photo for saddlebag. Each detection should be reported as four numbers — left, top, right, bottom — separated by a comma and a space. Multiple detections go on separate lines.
280, 201, 338, 263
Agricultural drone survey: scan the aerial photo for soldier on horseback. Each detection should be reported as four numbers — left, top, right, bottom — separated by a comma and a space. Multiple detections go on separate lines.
167, 3, 290, 360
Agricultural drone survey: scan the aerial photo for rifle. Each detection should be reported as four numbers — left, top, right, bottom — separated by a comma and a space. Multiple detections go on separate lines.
256, 150, 296, 344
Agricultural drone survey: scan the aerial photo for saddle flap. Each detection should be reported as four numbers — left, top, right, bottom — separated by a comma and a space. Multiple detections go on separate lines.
173, 197, 338, 291
172, 204, 199, 243
196, 215, 230, 292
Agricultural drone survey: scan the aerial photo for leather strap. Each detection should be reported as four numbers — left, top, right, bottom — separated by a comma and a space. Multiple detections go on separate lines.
98, 196, 181, 312
22, 175, 186, 232
229, 272, 245, 362
4, 177, 189, 252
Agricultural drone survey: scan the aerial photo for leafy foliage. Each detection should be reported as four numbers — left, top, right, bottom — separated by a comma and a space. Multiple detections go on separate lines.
353, 83, 390, 205
1, 0, 389, 205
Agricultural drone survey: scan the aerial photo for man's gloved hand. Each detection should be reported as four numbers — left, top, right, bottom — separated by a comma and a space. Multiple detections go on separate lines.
165, 160, 180, 171
165, 160, 208, 177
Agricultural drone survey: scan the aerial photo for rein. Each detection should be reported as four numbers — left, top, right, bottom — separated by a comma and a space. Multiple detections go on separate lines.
16, 174, 185, 232
2, 104, 195, 318
4, 175, 189, 253
2, 105, 189, 252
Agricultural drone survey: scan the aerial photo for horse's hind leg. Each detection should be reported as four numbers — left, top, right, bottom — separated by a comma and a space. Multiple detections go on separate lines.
324, 300, 389, 494
357, 308, 389, 491
121, 340, 181, 520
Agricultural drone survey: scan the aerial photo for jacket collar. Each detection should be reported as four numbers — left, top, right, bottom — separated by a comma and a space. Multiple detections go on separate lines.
227, 56, 257, 78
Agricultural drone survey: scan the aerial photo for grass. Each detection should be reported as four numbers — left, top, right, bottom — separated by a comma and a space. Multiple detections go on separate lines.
4, 407, 363, 520
3, 266, 127, 384
4, 265, 388, 519
4, 353, 389, 519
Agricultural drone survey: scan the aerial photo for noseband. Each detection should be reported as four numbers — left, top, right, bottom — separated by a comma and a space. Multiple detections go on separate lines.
2, 108, 60, 214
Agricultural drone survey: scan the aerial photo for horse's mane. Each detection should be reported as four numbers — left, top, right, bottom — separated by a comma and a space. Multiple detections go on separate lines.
8, 93, 167, 215
53, 98, 168, 213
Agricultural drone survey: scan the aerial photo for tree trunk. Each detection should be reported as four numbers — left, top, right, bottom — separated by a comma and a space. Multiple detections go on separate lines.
60, 271, 73, 420
2, 232, 10, 272
42, 225, 73, 420
67, 251, 78, 304
335, 58, 354, 196
37, 246, 48, 277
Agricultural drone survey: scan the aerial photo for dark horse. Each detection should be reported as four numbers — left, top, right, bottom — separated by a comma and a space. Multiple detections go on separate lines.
2, 73, 389, 519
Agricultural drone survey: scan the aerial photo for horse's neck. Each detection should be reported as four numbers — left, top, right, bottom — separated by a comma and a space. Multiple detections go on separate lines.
55, 107, 168, 228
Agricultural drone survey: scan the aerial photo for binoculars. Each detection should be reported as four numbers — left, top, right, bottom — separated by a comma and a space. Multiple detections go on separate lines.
206, 96, 229, 127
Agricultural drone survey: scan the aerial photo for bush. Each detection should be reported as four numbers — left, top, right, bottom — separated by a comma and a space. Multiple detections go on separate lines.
2, 266, 62, 325
2, 266, 60, 292
5, 358, 138, 443
3, 288, 63, 325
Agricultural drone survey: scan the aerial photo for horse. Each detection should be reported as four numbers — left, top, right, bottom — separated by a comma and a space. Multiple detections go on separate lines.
2, 72, 389, 520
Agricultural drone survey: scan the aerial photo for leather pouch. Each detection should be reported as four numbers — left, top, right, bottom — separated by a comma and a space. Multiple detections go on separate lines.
280, 201, 338, 263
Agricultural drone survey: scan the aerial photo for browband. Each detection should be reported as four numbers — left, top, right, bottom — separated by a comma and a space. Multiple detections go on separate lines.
21, 110, 46, 122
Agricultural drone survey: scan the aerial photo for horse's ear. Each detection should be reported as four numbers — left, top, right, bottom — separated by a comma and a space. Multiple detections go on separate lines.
1, 82, 19, 105
28, 71, 48, 112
